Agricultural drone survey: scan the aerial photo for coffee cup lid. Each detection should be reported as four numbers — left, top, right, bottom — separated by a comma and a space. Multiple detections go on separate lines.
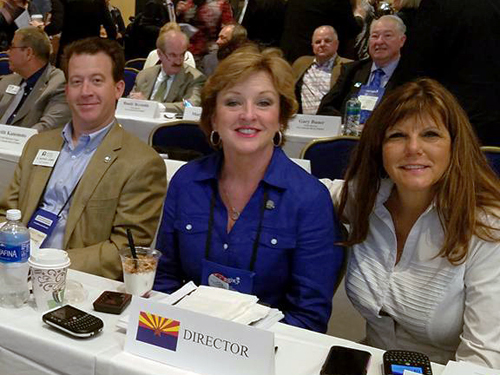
28, 248, 71, 269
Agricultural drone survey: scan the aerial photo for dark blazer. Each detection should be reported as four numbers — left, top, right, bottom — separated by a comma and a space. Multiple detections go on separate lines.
280, 0, 360, 62
316, 59, 399, 116
394, 0, 500, 146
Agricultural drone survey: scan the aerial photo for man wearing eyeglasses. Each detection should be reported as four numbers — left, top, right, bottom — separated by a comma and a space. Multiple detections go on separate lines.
130, 30, 206, 113
0, 26, 71, 131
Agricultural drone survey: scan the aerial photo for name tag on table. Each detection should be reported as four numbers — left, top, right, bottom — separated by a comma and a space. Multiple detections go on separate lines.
6, 85, 21, 95
33, 149, 60, 167
125, 297, 275, 375
287, 114, 342, 137
116, 98, 164, 118
0, 124, 38, 154
182, 106, 202, 121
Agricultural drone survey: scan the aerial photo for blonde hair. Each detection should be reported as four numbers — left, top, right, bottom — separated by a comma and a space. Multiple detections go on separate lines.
339, 78, 500, 264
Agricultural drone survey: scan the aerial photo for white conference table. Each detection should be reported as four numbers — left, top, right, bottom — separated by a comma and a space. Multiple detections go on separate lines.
0, 269, 445, 375
116, 113, 320, 159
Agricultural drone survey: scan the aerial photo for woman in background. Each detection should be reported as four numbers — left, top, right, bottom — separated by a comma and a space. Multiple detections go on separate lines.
335, 78, 500, 366
154, 45, 345, 333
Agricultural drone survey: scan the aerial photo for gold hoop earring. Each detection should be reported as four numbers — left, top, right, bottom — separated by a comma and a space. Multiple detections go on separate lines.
273, 130, 283, 147
210, 130, 221, 147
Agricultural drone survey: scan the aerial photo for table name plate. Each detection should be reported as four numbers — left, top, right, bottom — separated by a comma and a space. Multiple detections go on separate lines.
183, 106, 202, 121
0, 124, 37, 154
125, 297, 275, 375
287, 114, 342, 137
116, 98, 165, 118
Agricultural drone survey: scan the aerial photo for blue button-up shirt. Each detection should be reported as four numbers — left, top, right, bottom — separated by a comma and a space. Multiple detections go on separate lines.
154, 147, 345, 333
40, 121, 114, 249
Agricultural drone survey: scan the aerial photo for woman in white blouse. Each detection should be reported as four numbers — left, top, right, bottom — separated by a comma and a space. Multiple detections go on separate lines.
336, 78, 500, 367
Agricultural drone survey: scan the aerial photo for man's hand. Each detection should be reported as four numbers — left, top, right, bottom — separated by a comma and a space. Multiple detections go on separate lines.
129, 91, 146, 100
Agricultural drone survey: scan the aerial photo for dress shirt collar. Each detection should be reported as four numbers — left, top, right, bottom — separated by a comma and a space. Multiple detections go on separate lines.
159, 67, 176, 82
371, 57, 399, 79
314, 55, 336, 70
193, 147, 289, 190
24, 63, 47, 88
61, 120, 115, 151
374, 178, 436, 214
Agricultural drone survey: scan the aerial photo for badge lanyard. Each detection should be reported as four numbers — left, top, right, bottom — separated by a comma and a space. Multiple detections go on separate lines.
204, 184, 269, 272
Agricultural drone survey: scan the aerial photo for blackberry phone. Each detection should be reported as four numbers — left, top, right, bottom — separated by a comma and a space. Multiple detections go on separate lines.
383, 350, 433, 375
320, 346, 372, 375
42, 305, 104, 338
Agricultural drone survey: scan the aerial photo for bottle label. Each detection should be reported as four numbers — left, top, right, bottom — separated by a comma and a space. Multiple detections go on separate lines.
0, 241, 30, 263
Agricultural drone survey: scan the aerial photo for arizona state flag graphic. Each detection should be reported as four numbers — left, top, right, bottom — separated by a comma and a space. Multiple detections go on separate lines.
136, 311, 180, 351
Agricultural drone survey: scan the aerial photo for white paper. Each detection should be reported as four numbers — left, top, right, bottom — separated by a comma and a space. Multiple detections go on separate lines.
0, 125, 37, 154
442, 361, 500, 375
14, 10, 31, 28
287, 114, 342, 137
358, 94, 378, 111
32, 149, 59, 167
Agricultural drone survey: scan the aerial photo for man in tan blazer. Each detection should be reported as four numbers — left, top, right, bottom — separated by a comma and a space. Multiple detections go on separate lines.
130, 29, 206, 113
292, 25, 352, 114
0, 27, 71, 131
0, 38, 167, 280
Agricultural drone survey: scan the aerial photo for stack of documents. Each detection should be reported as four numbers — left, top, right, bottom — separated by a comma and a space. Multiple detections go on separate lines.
442, 361, 500, 375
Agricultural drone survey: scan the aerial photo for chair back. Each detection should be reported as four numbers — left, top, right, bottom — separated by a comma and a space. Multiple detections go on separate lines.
125, 58, 147, 71
149, 121, 214, 161
300, 136, 359, 179
0, 57, 11, 76
0, 51, 8, 59
123, 67, 139, 97
481, 146, 500, 177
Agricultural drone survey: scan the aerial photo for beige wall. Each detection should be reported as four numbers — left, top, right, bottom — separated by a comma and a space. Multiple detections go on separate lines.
111, 0, 134, 26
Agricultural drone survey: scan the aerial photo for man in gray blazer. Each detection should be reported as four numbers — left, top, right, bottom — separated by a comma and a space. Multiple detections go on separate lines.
130, 30, 206, 114
0, 27, 70, 131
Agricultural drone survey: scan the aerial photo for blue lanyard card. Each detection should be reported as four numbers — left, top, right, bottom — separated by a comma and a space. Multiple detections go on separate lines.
201, 259, 256, 295
27, 209, 59, 247
358, 86, 385, 124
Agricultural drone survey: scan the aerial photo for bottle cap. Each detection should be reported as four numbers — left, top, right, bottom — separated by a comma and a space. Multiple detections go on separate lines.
6, 209, 21, 221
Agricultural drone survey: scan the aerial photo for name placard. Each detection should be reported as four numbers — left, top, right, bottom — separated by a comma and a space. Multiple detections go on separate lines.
116, 98, 163, 118
287, 114, 342, 137
182, 106, 202, 121
125, 297, 275, 375
0, 124, 38, 154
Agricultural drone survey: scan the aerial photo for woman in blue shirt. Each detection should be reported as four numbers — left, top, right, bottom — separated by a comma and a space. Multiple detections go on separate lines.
153, 45, 344, 333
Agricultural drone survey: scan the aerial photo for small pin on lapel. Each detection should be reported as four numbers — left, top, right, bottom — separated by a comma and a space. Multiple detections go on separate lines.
104, 156, 111, 163
265, 200, 275, 210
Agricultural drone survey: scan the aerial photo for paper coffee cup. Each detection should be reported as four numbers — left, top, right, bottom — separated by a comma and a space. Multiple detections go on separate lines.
28, 248, 71, 311
119, 247, 161, 297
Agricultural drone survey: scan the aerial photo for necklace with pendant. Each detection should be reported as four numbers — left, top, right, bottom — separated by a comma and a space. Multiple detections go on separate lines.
221, 186, 241, 221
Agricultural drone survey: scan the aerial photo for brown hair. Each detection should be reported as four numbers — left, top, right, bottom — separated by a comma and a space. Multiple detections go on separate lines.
15, 26, 51, 62
62, 37, 125, 82
339, 78, 500, 264
200, 44, 298, 139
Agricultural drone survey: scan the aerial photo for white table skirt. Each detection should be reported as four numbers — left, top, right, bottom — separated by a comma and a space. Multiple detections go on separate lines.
0, 270, 445, 375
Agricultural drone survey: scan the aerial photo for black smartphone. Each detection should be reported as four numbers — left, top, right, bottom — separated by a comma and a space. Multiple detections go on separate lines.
383, 350, 433, 375
42, 305, 104, 338
320, 346, 372, 375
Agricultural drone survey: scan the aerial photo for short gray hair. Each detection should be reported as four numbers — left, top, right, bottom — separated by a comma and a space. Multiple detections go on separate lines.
15, 26, 51, 62
156, 30, 189, 52
371, 15, 407, 35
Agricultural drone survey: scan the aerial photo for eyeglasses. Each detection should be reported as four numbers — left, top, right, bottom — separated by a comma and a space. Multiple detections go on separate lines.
8, 45, 27, 50
161, 50, 187, 61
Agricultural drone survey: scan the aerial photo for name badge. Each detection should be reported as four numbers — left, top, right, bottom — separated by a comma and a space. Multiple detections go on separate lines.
358, 86, 385, 124
6, 85, 20, 95
27, 209, 59, 250
33, 149, 60, 167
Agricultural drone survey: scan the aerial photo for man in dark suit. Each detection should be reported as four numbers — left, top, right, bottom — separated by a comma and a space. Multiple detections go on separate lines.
317, 15, 406, 118
130, 30, 206, 113
280, 0, 360, 63
0, 27, 70, 131
394, 0, 500, 146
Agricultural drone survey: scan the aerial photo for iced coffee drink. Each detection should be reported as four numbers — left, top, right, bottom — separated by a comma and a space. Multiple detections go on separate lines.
119, 247, 161, 297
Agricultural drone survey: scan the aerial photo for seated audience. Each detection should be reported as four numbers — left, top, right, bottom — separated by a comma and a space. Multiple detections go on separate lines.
317, 15, 406, 122
330, 78, 500, 366
201, 22, 247, 76
143, 22, 196, 70
0, 27, 70, 131
105, 0, 126, 43
153, 45, 345, 333
0, 38, 167, 280
130, 30, 206, 113
292, 25, 352, 114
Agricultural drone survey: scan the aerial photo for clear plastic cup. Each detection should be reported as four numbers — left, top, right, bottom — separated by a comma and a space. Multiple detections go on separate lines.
119, 247, 161, 297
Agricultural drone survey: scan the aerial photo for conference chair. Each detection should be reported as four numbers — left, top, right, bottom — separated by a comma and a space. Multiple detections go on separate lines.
481, 146, 500, 177
149, 120, 215, 161
300, 136, 359, 180
123, 67, 139, 97
0, 51, 8, 58
0, 57, 11, 76
125, 58, 147, 71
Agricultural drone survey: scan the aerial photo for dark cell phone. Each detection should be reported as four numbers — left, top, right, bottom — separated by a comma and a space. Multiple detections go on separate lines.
383, 350, 433, 375
42, 305, 104, 338
93, 291, 132, 314
320, 346, 372, 375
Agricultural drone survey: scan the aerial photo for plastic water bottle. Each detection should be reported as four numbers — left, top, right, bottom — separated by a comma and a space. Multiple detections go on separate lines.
343, 96, 361, 136
0, 209, 30, 308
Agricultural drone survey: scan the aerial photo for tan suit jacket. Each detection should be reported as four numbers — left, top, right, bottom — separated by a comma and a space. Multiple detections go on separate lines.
292, 54, 353, 89
0, 64, 71, 131
0, 123, 167, 280
133, 65, 206, 113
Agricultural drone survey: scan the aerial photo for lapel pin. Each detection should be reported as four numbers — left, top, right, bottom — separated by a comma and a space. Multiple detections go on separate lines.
354, 82, 362, 88
104, 156, 111, 163
265, 200, 275, 210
